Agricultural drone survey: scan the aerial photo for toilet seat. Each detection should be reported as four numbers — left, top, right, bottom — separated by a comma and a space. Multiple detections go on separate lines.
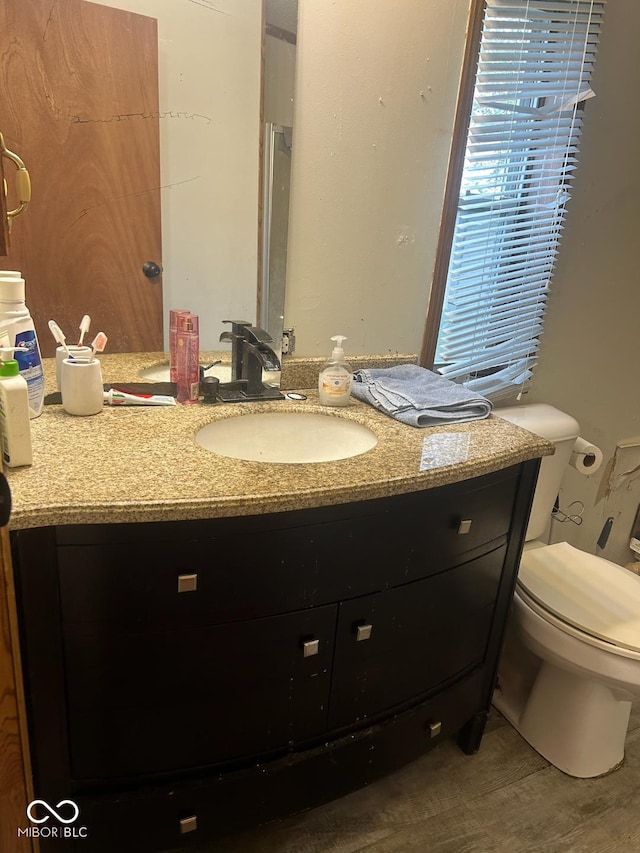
517, 542, 640, 654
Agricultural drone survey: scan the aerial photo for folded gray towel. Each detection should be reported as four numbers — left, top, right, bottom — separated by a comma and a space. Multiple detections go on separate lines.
351, 364, 492, 427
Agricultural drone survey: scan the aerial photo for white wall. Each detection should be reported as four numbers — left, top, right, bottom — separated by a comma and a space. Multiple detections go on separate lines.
88, 0, 263, 349
527, 0, 640, 566
285, 0, 471, 357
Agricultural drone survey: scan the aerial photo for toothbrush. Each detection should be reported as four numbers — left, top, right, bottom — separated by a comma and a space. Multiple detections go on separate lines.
48, 319, 71, 357
78, 314, 91, 346
90, 331, 108, 358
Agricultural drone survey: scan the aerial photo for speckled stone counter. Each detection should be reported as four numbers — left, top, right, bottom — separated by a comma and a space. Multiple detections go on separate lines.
5, 353, 553, 529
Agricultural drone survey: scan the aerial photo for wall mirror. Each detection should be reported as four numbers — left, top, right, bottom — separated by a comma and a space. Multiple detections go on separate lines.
0, 0, 297, 356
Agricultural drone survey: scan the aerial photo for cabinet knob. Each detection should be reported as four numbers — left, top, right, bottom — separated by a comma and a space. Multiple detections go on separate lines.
457, 519, 472, 535
429, 721, 442, 738
180, 815, 198, 834
177, 573, 198, 593
356, 624, 373, 642
303, 639, 319, 657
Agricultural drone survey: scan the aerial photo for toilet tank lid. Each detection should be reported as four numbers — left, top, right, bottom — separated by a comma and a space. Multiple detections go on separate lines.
519, 542, 640, 653
495, 403, 580, 442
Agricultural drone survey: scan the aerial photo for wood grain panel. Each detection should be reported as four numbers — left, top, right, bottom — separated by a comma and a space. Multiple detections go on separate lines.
0, 526, 34, 852
0, 0, 163, 355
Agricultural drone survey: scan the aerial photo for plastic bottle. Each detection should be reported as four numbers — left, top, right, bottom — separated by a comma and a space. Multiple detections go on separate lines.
0, 338, 33, 468
176, 313, 200, 404
318, 335, 353, 407
0, 271, 44, 418
169, 308, 189, 383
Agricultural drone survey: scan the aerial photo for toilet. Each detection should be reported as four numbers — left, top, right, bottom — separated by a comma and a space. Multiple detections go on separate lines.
493, 404, 640, 778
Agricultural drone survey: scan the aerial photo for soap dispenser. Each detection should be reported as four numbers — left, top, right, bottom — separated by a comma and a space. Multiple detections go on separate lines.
0, 338, 32, 467
318, 335, 353, 407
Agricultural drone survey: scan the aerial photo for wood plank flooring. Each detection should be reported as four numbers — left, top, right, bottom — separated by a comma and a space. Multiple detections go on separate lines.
173, 704, 640, 853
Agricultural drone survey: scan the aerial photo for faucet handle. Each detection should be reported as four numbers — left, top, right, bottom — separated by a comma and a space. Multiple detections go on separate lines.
222, 319, 252, 330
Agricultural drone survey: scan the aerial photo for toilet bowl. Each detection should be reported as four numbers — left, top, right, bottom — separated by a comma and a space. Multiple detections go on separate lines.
494, 541, 640, 777
494, 405, 640, 777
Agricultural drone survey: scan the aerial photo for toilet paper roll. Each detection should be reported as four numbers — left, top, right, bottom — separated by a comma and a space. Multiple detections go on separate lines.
569, 436, 603, 475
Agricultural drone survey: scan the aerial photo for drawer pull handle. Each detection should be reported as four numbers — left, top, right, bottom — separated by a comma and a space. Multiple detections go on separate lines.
180, 815, 198, 834
177, 573, 198, 593
356, 624, 373, 642
303, 639, 319, 657
457, 519, 472, 535
429, 721, 442, 738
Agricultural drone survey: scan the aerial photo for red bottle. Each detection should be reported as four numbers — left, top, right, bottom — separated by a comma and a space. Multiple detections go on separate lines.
176, 313, 199, 404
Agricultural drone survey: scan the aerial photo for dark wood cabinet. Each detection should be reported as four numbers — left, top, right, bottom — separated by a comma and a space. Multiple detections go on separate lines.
64, 604, 338, 780
328, 543, 506, 730
12, 460, 539, 852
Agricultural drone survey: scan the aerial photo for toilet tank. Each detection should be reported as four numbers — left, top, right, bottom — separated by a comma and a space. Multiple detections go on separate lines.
495, 404, 580, 541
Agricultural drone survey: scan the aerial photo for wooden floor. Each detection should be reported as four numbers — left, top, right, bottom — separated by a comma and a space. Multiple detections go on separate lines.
176, 704, 640, 853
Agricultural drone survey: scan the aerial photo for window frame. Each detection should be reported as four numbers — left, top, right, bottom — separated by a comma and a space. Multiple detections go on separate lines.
420, 0, 603, 397
420, 0, 486, 369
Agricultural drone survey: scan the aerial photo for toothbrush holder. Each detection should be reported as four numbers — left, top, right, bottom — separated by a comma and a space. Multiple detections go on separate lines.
55, 345, 93, 391
60, 357, 104, 416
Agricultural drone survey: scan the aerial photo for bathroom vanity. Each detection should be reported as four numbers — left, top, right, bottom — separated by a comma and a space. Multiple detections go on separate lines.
3, 354, 552, 852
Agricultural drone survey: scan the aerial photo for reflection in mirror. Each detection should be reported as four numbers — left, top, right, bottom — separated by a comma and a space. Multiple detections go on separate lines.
262, 0, 298, 346
0, 0, 297, 354
261, 123, 292, 347
96, 0, 298, 351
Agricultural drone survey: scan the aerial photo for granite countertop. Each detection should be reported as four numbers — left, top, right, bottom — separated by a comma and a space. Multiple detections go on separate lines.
5, 352, 554, 529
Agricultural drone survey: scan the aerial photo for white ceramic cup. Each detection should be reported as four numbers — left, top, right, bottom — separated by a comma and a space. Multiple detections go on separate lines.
55, 345, 93, 391
60, 357, 104, 416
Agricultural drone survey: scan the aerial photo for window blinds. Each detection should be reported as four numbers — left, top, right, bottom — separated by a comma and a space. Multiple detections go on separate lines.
434, 0, 605, 399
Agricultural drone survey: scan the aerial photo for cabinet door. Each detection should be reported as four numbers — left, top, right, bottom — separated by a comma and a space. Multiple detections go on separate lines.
63, 604, 337, 780
328, 545, 506, 730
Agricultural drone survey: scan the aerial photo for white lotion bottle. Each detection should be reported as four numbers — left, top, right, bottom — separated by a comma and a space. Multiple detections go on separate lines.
0, 271, 45, 418
318, 335, 353, 407
0, 342, 33, 468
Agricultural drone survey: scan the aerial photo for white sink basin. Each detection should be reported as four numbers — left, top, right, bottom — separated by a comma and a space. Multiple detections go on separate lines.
195, 412, 377, 463
140, 364, 232, 383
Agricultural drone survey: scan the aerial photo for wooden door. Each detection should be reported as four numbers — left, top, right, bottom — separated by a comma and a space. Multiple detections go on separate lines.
0, 0, 163, 355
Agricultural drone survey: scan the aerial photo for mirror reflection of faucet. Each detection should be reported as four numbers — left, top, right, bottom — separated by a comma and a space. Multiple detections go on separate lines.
216, 320, 284, 402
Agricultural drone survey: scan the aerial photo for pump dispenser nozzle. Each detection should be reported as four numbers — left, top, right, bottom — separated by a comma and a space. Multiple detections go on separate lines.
0, 341, 28, 375
330, 335, 347, 359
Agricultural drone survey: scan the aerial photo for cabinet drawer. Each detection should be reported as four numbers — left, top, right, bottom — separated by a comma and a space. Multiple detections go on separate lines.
328, 544, 507, 730
377, 469, 517, 587
56, 468, 519, 628
56, 515, 389, 628
63, 604, 337, 780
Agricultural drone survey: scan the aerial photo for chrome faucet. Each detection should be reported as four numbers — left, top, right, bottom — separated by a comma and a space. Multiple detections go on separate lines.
218, 320, 283, 401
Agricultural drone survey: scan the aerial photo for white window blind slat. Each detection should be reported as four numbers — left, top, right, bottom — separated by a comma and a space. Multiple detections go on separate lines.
443, 293, 549, 322
434, 0, 605, 401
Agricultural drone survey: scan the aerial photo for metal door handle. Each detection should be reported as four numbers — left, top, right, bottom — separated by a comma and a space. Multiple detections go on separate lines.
142, 260, 162, 278
0, 132, 31, 230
